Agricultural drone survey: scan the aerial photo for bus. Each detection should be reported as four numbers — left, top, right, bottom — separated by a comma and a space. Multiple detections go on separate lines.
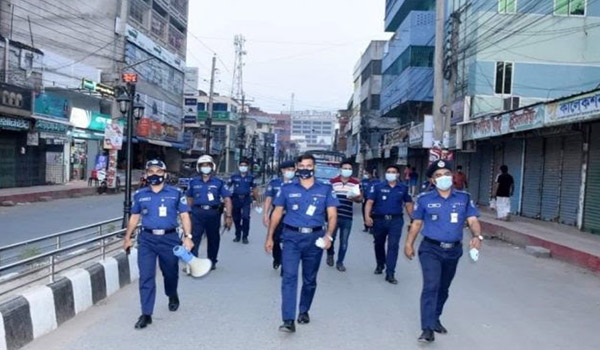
306, 150, 346, 184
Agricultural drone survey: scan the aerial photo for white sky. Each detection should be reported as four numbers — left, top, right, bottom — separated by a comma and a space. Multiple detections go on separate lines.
187, 0, 391, 113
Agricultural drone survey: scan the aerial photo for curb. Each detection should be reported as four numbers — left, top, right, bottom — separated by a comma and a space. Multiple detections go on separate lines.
0, 187, 99, 205
0, 249, 138, 350
480, 220, 600, 273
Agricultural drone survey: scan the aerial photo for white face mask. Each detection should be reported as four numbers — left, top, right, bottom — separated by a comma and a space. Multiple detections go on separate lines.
435, 175, 453, 191
283, 170, 295, 180
200, 166, 212, 175
239, 166, 248, 173
385, 173, 398, 182
341, 169, 353, 178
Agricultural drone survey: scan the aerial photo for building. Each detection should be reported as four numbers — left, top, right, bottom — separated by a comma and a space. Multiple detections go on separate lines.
290, 110, 336, 153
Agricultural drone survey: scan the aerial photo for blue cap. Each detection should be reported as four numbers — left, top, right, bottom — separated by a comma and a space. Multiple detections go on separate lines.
280, 160, 295, 169
426, 160, 453, 178
145, 159, 167, 170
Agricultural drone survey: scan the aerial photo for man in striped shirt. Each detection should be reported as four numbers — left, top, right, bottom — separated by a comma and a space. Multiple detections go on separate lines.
327, 160, 363, 271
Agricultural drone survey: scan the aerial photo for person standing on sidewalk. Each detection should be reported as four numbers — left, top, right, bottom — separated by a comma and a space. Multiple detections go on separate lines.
493, 165, 514, 221
229, 159, 258, 244
123, 159, 194, 329
364, 165, 413, 284
262, 160, 297, 270
403, 164, 412, 185
264, 153, 339, 333
409, 167, 419, 197
404, 160, 483, 343
326, 160, 362, 271
452, 165, 468, 190
186, 155, 232, 269
361, 169, 379, 232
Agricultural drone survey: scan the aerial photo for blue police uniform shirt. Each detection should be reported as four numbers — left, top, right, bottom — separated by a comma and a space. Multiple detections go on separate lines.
367, 181, 412, 215
413, 189, 480, 242
186, 176, 231, 206
265, 178, 297, 200
361, 178, 380, 194
229, 173, 256, 195
273, 181, 339, 228
131, 185, 189, 230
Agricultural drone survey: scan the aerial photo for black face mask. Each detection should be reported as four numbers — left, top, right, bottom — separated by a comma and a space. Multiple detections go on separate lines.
147, 174, 165, 186
296, 169, 314, 179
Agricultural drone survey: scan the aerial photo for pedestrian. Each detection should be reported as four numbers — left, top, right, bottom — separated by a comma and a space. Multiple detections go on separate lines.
123, 159, 194, 329
228, 159, 259, 244
404, 160, 483, 343
492, 165, 514, 221
186, 155, 232, 270
262, 160, 297, 270
452, 165, 468, 190
409, 166, 419, 197
327, 160, 362, 271
364, 165, 413, 284
361, 169, 379, 232
264, 153, 339, 333
403, 164, 412, 185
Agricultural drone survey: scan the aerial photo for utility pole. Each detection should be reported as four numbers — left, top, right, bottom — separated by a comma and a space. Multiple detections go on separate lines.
444, 10, 461, 146
205, 54, 216, 154
238, 94, 246, 160
432, 0, 446, 146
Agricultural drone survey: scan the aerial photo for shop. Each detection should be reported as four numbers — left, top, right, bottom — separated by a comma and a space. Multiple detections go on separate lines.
69, 107, 112, 181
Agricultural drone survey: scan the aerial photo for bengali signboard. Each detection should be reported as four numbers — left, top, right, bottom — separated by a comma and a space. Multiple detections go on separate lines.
104, 123, 123, 150
34, 93, 70, 120
508, 106, 544, 133
545, 91, 600, 126
409, 123, 424, 147
464, 105, 545, 141
383, 126, 409, 147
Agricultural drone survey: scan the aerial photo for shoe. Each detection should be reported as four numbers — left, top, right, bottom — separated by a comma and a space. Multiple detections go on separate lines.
279, 320, 296, 333
336, 263, 346, 272
434, 321, 448, 334
168, 295, 179, 311
326, 255, 334, 266
418, 329, 435, 343
134, 315, 152, 329
211, 265, 216, 271
182, 265, 191, 275
242, 238, 249, 244
385, 275, 398, 284
297, 312, 310, 324
374, 266, 384, 275
233, 237, 241, 242
273, 261, 281, 270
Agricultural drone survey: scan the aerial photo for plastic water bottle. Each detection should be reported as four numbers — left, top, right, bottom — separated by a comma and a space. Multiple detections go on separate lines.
469, 248, 479, 262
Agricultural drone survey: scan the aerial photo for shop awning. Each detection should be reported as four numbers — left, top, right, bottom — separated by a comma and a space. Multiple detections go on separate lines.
31, 114, 72, 126
137, 137, 187, 149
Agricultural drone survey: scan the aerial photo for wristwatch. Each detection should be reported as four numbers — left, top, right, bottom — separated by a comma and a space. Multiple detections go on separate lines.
325, 235, 334, 242
473, 235, 484, 241
184, 233, 192, 239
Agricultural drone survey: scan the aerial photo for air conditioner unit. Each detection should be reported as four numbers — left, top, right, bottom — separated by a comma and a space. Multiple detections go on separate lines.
503, 96, 520, 111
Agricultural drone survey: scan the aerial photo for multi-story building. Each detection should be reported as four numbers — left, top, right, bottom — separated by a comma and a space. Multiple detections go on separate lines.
290, 110, 336, 153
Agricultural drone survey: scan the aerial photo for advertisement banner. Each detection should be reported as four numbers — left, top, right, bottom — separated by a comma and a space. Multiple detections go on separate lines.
0, 116, 31, 130
428, 148, 454, 166
409, 123, 424, 147
508, 105, 544, 132
88, 112, 113, 132
103, 123, 123, 150
545, 91, 600, 126
0, 83, 32, 117
34, 93, 70, 120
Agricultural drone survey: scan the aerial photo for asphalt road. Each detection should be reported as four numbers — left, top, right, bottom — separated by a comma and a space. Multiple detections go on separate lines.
21, 210, 600, 350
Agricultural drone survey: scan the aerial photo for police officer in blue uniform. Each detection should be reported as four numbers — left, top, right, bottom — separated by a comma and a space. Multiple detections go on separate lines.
228, 159, 258, 244
361, 169, 379, 232
404, 160, 483, 343
186, 155, 232, 269
364, 165, 413, 284
123, 159, 194, 329
265, 154, 339, 333
262, 160, 296, 270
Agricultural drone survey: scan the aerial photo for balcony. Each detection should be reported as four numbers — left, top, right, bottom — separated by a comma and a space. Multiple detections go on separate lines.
385, 0, 435, 32
170, 0, 188, 23
151, 10, 168, 42
129, 0, 150, 28
380, 67, 434, 117
168, 23, 186, 57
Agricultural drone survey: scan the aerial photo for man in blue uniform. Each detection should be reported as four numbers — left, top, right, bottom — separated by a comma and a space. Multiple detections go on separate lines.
123, 159, 194, 329
262, 160, 296, 270
364, 165, 413, 284
404, 160, 483, 343
228, 159, 259, 244
186, 155, 232, 270
361, 169, 379, 232
265, 154, 339, 333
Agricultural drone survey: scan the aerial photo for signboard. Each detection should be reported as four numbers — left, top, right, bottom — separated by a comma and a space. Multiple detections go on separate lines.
463, 105, 544, 141
122, 73, 138, 83
545, 91, 600, 126
103, 123, 123, 150
409, 123, 424, 147
34, 93, 70, 120
450, 99, 464, 126
0, 83, 32, 117
125, 24, 185, 72
81, 79, 115, 96
89, 112, 113, 132
508, 106, 544, 132
0, 116, 31, 130
184, 98, 198, 118
184, 67, 199, 95
27, 131, 39, 146
383, 126, 409, 147
71, 108, 112, 132
36, 120, 69, 134
428, 148, 454, 166
423, 115, 434, 148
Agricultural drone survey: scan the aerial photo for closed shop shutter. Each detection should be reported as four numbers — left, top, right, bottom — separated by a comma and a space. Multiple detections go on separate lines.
503, 139, 524, 214
541, 136, 562, 221
469, 151, 481, 203
0, 131, 18, 188
478, 143, 493, 206
559, 134, 583, 226
584, 124, 600, 234
522, 138, 544, 219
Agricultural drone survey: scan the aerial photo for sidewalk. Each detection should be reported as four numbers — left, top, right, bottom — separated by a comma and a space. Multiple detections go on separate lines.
479, 207, 600, 273
0, 181, 99, 205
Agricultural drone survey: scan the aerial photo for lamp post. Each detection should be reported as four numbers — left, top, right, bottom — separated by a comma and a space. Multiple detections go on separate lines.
117, 79, 145, 229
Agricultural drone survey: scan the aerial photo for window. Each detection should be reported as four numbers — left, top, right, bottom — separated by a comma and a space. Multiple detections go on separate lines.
129, 0, 150, 27
555, 0, 585, 16
498, 0, 517, 14
371, 95, 381, 110
197, 103, 206, 111
494, 62, 513, 95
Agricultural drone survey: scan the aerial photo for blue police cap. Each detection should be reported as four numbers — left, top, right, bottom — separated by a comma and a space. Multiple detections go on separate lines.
280, 160, 295, 169
426, 160, 453, 178
145, 159, 167, 170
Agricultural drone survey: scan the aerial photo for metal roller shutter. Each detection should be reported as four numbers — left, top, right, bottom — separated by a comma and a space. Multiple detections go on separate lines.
584, 124, 600, 234
541, 136, 562, 221
559, 134, 583, 226
469, 151, 481, 203
478, 143, 493, 206
503, 139, 524, 215
522, 138, 544, 219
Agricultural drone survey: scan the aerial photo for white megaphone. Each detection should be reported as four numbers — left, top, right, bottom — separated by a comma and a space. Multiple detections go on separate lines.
173, 245, 212, 278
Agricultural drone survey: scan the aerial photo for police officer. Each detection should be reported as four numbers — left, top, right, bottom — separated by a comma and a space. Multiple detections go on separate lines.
186, 155, 232, 269
262, 160, 296, 270
228, 159, 259, 244
364, 165, 413, 284
361, 169, 379, 232
265, 154, 339, 333
123, 159, 194, 329
404, 160, 483, 343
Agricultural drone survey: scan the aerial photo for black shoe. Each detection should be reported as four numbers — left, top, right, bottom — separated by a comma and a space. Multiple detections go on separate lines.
363, 228, 369, 232
297, 312, 310, 324
279, 320, 296, 333
134, 315, 152, 329
418, 329, 435, 343
233, 237, 240, 242
336, 263, 346, 272
385, 275, 398, 285
273, 261, 281, 270
242, 238, 249, 244
211, 265, 216, 270
374, 266, 384, 275
434, 321, 448, 334
168, 295, 179, 311
326, 255, 334, 266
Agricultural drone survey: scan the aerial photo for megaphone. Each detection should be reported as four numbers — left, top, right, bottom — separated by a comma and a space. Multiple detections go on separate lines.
173, 245, 212, 278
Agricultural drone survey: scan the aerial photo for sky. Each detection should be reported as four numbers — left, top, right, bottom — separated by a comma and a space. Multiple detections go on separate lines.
186, 0, 391, 114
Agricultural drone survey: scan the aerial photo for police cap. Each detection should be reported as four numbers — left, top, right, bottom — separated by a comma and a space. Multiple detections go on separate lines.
145, 159, 167, 170
426, 160, 453, 178
280, 160, 295, 169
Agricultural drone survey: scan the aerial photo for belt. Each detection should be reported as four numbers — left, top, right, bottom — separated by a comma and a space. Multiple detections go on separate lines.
373, 214, 403, 220
142, 228, 177, 236
234, 194, 249, 198
284, 224, 324, 234
194, 204, 220, 210
423, 236, 461, 249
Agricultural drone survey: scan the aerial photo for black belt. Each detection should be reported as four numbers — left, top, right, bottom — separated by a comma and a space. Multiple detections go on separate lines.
234, 194, 250, 198
142, 228, 177, 235
193, 204, 220, 210
423, 236, 461, 249
373, 214, 403, 220
284, 224, 324, 234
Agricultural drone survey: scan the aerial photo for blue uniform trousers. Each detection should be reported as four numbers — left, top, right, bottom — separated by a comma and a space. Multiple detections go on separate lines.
272, 221, 283, 265
190, 208, 221, 264
232, 196, 251, 239
418, 239, 463, 331
137, 232, 180, 315
281, 229, 324, 321
372, 217, 404, 276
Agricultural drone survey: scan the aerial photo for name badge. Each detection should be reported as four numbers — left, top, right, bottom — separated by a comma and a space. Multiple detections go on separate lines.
207, 192, 215, 201
382, 195, 387, 201
451, 212, 458, 223
292, 204, 299, 211
431, 214, 438, 221
159, 204, 167, 217
306, 205, 317, 216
